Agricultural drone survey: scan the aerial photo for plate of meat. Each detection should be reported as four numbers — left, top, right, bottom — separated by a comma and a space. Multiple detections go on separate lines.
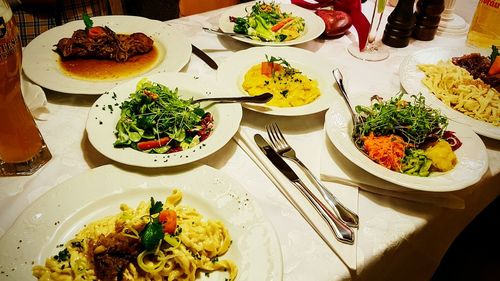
23, 16, 191, 95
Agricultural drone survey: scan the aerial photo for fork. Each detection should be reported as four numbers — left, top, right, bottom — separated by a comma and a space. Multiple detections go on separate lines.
266, 123, 359, 228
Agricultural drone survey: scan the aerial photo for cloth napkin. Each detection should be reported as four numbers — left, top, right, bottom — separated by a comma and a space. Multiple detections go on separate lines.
234, 124, 358, 270
320, 131, 467, 209
21, 73, 49, 120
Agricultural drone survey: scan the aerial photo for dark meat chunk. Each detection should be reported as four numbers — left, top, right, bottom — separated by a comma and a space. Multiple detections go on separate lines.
88, 231, 142, 281
452, 53, 500, 91
55, 26, 153, 62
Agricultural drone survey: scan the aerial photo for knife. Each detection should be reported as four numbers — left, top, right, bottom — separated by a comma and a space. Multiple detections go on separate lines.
191, 44, 218, 70
254, 134, 354, 244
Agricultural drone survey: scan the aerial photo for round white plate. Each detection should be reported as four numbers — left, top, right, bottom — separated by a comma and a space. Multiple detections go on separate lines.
0, 164, 283, 281
324, 100, 489, 192
23, 16, 191, 95
218, 3, 325, 46
399, 47, 500, 140
217, 46, 338, 116
86, 73, 242, 167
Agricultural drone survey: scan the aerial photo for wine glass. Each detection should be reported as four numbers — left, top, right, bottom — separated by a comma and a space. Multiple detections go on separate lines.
347, 0, 390, 61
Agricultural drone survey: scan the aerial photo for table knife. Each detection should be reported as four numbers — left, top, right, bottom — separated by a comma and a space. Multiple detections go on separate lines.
191, 44, 218, 70
254, 134, 354, 244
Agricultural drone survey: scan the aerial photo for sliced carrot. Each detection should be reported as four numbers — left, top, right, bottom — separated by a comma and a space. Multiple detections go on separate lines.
271, 18, 294, 32
488, 56, 500, 76
137, 136, 170, 151
159, 209, 177, 234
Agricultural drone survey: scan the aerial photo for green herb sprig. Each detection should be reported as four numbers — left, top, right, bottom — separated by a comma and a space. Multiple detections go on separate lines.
353, 93, 448, 146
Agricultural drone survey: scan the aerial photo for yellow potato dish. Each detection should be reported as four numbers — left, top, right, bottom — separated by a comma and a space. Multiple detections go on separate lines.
242, 61, 321, 107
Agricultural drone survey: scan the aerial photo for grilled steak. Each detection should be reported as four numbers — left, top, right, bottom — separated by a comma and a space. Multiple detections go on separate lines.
55, 26, 153, 62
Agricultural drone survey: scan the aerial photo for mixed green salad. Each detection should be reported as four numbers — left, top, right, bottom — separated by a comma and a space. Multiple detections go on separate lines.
353, 93, 462, 177
113, 79, 213, 154
230, 1, 305, 42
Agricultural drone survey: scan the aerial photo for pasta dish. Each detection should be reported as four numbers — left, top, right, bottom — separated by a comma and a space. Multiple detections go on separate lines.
418, 61, 500, 126
33, 189, 237, 281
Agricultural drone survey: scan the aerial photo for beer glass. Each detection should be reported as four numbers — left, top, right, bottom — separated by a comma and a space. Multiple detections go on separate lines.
466, 0, 500, 49
0, 0, 51, 176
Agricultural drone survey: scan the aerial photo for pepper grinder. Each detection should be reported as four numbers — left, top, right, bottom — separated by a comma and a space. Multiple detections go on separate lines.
412, 0, 445, 40
382, 0, 416, 48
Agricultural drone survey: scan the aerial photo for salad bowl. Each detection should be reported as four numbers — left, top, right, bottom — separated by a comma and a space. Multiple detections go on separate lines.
86, 73, 242, 167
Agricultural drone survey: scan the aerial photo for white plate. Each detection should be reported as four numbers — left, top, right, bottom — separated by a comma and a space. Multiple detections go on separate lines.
217, 46, 337, 116
22, 16, 191, 95
399, 47, 500, 140
218, 3, 325, 46
324, 100, 489, 192
86, 73, 242, 167
0, 164, 283, 281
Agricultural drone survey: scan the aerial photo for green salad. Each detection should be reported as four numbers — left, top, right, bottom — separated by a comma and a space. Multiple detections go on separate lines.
230, 1, 305, 42
113, 79, 213, 154
353, 93, 462, 177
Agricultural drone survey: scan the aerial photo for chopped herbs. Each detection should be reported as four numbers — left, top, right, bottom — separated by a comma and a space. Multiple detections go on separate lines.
53, 248, 70, 262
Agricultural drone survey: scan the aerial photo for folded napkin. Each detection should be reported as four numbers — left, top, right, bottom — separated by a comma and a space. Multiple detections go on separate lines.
234, 124, 358, 270
21, 73, 49, 120
320, 132, 466, 209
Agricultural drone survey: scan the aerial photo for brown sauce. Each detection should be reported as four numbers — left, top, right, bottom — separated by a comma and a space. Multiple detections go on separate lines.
58, 45, 161, 81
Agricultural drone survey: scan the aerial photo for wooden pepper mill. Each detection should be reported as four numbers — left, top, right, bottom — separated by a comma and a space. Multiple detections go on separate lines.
412, 0, 445, 40
382, 0, 416, 48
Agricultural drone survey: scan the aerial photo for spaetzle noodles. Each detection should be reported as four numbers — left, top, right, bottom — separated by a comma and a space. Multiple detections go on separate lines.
418, 61, 500, 126
32, 189, 237, 281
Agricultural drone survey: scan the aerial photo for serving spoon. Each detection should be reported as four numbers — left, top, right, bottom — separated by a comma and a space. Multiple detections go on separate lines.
192, 92, 273, 104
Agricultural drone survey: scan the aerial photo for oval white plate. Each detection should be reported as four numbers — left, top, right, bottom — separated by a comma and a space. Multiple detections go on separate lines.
86, 73, 242, 167
217, 46, 338, 116
0, 164, 283, 281
218, 3, 325, 46
23, 15, 191, 95
324, 100, 489, 192
399, 47, 500, 140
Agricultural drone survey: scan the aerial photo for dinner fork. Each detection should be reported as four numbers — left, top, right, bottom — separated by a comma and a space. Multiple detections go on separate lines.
266, 123, 359, 228
202, 27, 272, 42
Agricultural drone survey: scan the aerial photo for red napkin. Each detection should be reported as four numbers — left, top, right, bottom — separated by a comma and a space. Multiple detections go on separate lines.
292, 0, 370, 51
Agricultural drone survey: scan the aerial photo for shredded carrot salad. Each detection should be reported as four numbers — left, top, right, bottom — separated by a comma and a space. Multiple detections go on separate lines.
362, 132, 409, 171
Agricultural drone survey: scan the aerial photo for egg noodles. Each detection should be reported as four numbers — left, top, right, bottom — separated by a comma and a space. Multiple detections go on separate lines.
32, 189, 237, 281
418, 61, 500, 126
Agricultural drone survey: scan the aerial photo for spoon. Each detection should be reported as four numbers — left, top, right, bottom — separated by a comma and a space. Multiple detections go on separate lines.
332, 68, 360, 132
192, 92, 273, 104
202, 27, 271, 42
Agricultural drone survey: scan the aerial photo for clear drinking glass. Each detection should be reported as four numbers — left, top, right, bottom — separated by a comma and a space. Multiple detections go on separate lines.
347, 0, 390, 61
0, 0, 52, 176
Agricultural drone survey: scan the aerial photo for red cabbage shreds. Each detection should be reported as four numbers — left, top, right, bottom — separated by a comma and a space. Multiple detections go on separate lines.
443, 131, 462, 151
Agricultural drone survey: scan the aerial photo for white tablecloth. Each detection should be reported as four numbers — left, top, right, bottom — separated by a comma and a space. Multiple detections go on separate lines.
1, 1, 498, 280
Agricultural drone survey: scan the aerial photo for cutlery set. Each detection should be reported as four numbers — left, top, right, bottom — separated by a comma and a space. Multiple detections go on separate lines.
255, 123, 359, 244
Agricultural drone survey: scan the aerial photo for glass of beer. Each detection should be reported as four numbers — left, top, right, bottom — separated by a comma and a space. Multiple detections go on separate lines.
466, 0, 500, 49
0, 0, 51, 176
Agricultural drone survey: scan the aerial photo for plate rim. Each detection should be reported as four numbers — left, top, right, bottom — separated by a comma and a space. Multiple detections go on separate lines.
0, 164, 283, 281
22, 15, 192, 95
324, 101, 489, 192
85, 72, 243, 167
399, 46, 500, 140
218, 3, 325, 46
217, 46, 338, 116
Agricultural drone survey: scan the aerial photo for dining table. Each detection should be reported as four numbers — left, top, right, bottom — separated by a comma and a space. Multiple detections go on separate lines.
1, 0, 499, 280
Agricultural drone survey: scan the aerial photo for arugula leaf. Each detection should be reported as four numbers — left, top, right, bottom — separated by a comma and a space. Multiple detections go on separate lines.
82, 12, 93, 29
149, 197, 163, 215
140, 221, 164, 251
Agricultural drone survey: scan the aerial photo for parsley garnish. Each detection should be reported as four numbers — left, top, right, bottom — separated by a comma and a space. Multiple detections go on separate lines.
140, 197, 165, 251
82, 12, 93, 29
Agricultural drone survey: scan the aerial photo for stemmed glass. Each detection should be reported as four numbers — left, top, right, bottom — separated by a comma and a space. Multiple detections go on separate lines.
347, 0, 389, 61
